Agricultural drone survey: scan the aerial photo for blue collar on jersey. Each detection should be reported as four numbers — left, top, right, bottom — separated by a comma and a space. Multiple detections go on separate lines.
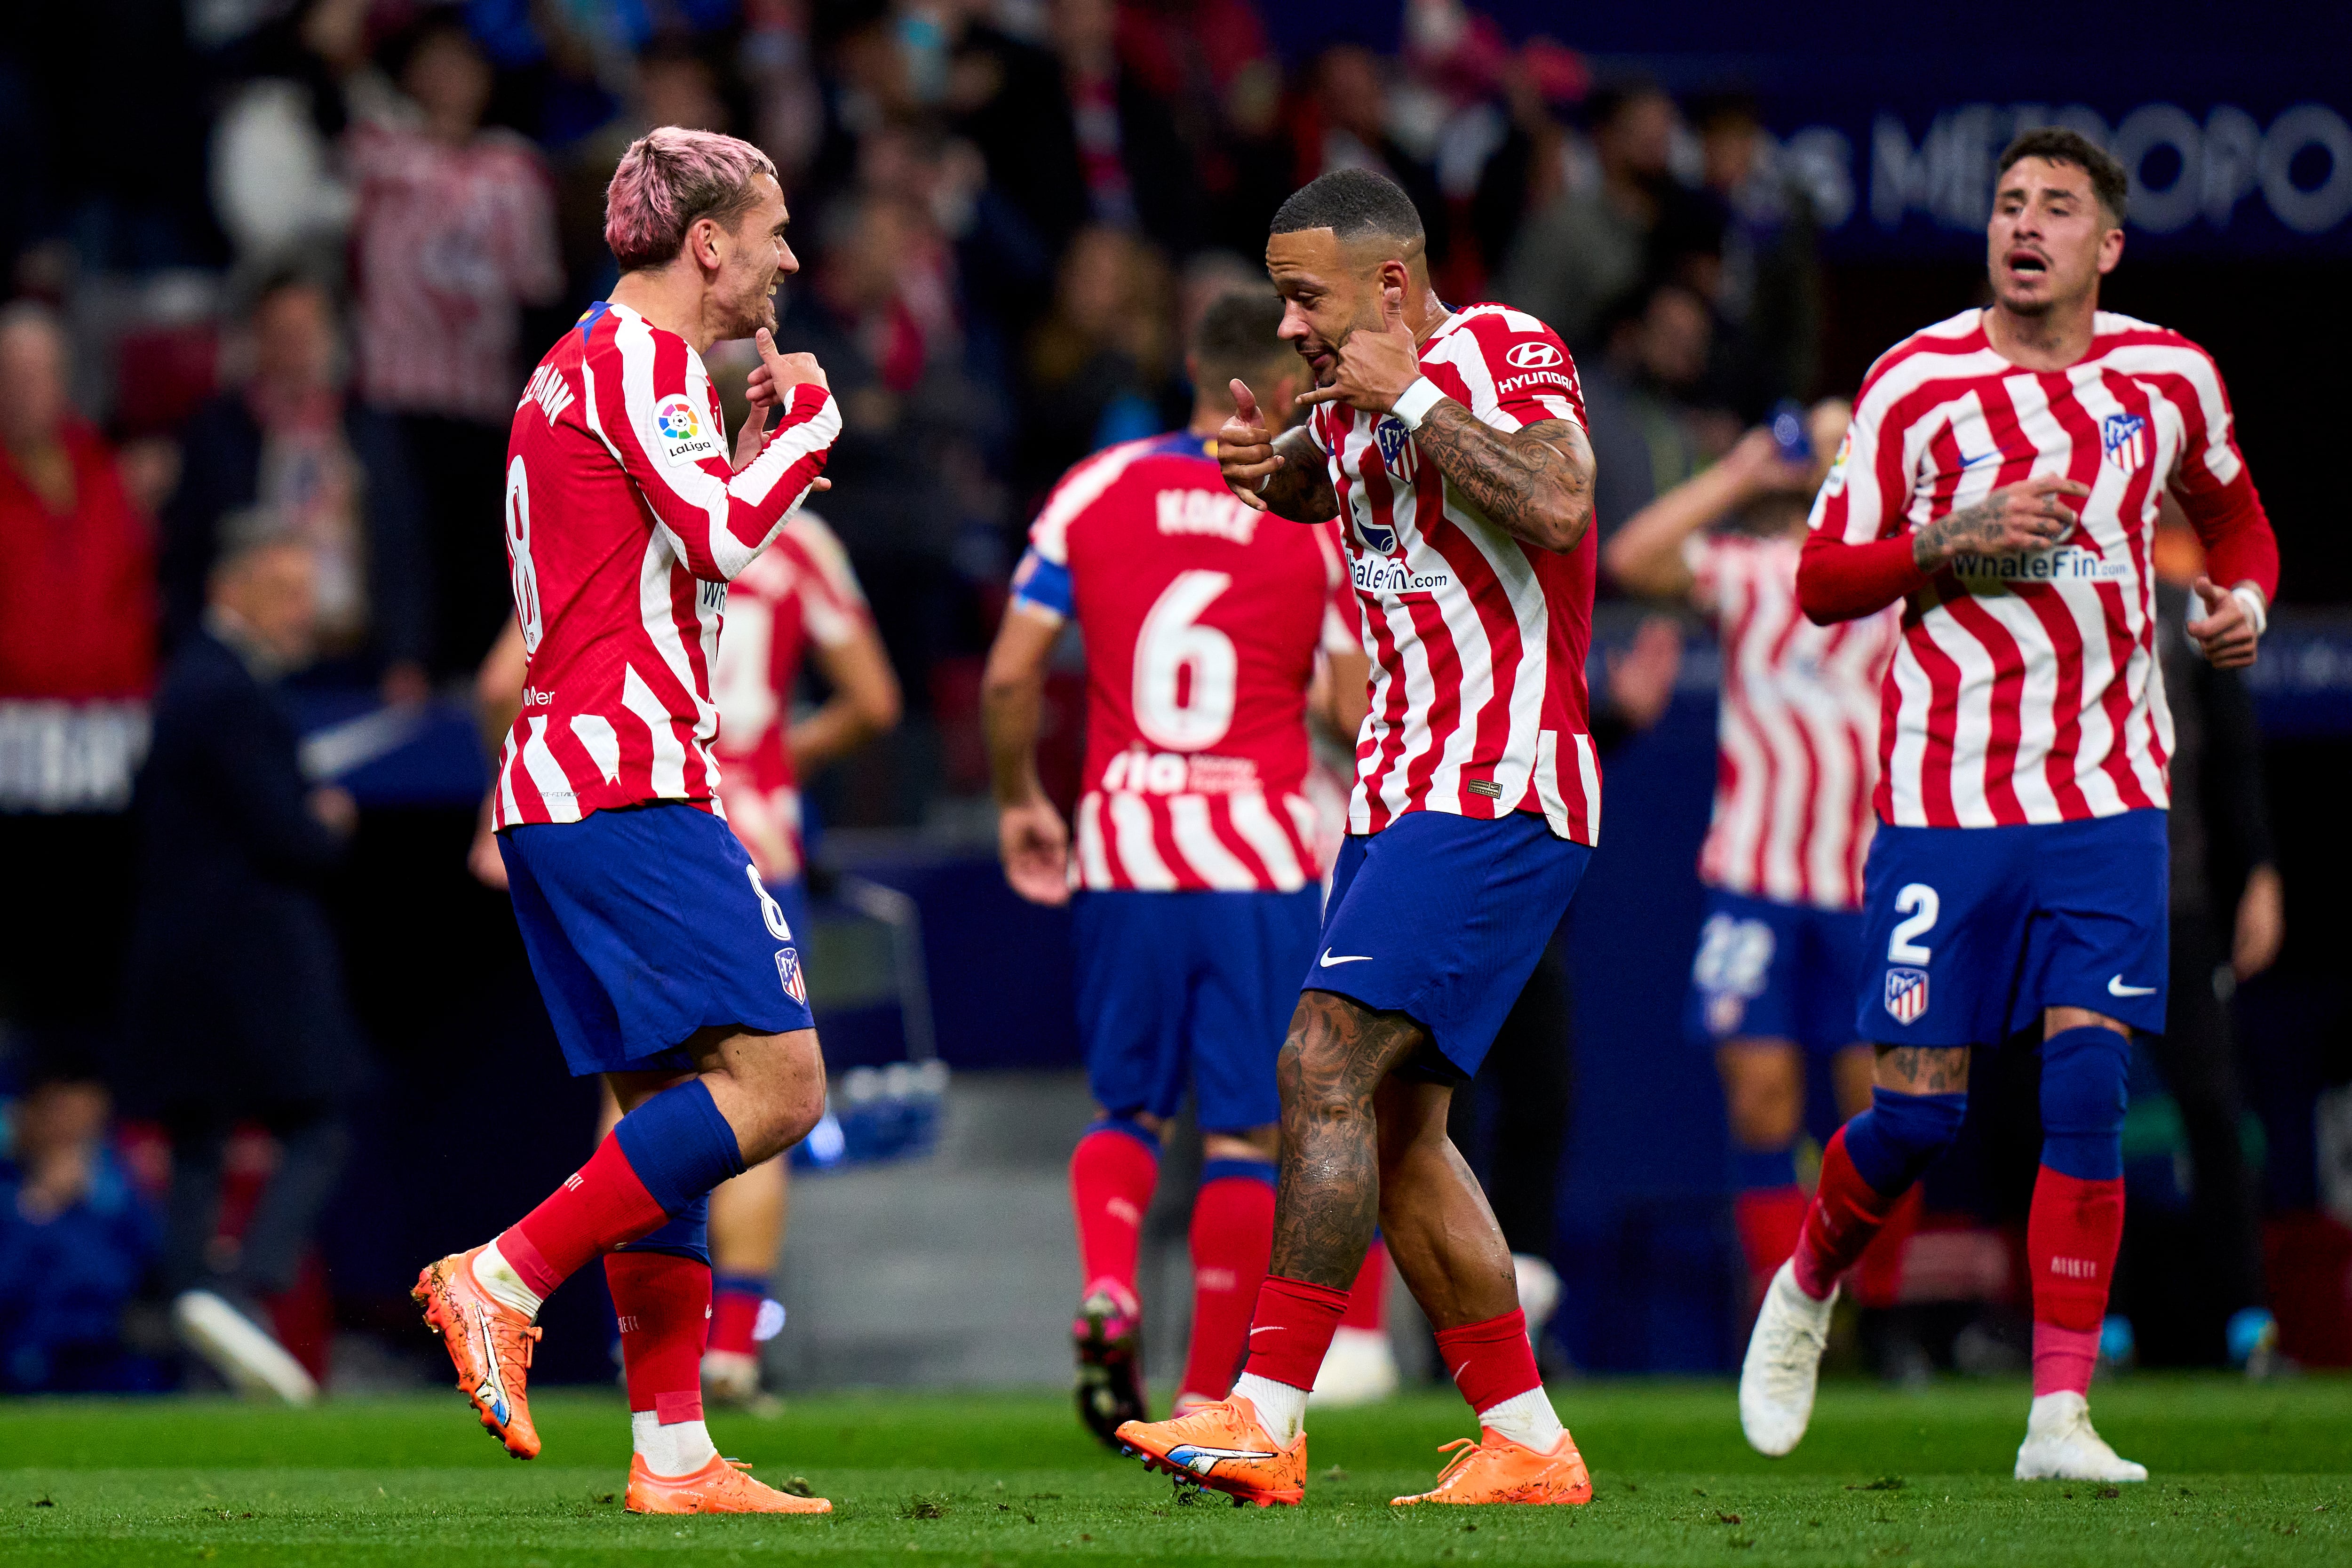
577, 300, 613, 344
1145, 430, 1212, 460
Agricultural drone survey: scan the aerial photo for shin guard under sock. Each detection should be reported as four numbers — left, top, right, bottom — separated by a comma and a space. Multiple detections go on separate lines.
1791, 1088, 1964, 1300
606, 1250, 712, 1428
505, 1079, 745, 1300
1069, 1118, 1159, 1305
709, 1273, 769, 1358
1179, 1159, 1275, 1400
2030, 1026, 2128, 1396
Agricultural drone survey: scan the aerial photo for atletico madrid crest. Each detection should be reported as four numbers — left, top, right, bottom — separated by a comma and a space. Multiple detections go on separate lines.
1884, 966, 1929, 1025
776, 947, 808, 1006
2101, 411, 2148, 473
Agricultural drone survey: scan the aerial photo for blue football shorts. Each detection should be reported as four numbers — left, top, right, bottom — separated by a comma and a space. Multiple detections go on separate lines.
1855, 809, 2169, 1047
1684, 887, 1870, 1055
1310, 810, 1590, 1082
1073, 886, 1321, 1134
501, 802, 817, 1077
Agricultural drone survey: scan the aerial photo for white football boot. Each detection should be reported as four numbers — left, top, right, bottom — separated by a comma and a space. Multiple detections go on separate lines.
2014, 1392, 2148, 1482
172, 1289, 318, 1405
1739, 1260, 1836, 1457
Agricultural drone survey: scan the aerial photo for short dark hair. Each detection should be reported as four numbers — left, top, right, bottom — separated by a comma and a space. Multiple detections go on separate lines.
1190, 288, 1287, 387
1998, 127, 2128, 226
1269, 168, 1424, 247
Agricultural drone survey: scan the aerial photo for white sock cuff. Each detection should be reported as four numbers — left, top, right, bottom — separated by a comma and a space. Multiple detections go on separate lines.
474, 1238, 544, 1319
1476, 1385, 1565, 1452
631, 1409, 719, 1478
1232, 1371, 1309, 1447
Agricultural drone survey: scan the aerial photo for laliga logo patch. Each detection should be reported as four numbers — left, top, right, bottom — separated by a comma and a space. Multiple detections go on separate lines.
654, 393, 719, 465
1504, 340, 1562, 369
775, 947, 807, 1006
2102, 411, 2148, 473
1883, 966, 1929, 1025
1821, 427, 1853, 495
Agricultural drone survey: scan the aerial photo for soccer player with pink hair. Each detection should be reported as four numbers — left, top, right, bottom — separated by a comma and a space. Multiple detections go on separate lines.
411, 126, 844, 1516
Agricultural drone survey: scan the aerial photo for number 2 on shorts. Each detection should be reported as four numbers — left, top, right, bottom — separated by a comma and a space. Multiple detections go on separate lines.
1887, 883, 1939, 965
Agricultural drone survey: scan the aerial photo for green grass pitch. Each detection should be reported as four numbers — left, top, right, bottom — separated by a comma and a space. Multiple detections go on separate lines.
2, 1377, 2345, 1566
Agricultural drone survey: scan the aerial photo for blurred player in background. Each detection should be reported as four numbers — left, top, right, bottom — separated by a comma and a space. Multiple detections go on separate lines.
469, 502, 898, 1410
413, 127, 845, 1515
1114, 169, 1603, 1509
982, 289, 1368, 1447
1607, 399, 1904, 1310
1742, 129, 2280, 1483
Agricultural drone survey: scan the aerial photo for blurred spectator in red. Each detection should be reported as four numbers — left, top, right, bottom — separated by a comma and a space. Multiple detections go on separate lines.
1582, 279, 1714, 557
127, 526, 362, 1402
0, 302, 157, 1120
346, 11, 561, 677
1689, 94, 1822, 418
0, 303, 156, 705
1499, 80, 1683, 350
1020, 226, 1176, 493
1301, 44, 1451, 270
1112, 0, 1289, 252
163, 271, 429, 701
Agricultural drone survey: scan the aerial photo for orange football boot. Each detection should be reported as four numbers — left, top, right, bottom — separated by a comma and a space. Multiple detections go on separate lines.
1114, 1394, 1305, 1507
412, 1247, 543, 1459
625, 1455, 834, 1515
1390, 1427, 1593, 1506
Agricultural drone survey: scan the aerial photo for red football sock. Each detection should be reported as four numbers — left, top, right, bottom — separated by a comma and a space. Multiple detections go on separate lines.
2027, 1165, 2124, 1396
503, 1134, 669, 1299
1069, 1125, 1158, 1305
708, 1274, 765, 1358
1435, 1309, 1542, 1416
1238, 1274, 1351, 1392
1179, 1171, 1275, 1400
1340, 1238, 1390, 1330
605, 1251, 711, 1425
1851, 1186, 1924, 1310
1791, 1127, 1904, 1301
1733, 1186, 1808, 1306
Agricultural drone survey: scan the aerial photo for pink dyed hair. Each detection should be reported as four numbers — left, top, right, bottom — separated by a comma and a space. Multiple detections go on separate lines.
603, 127, 781, 272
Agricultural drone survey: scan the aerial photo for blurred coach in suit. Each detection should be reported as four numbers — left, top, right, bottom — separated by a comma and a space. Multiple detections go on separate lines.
126, 517, 364, 1401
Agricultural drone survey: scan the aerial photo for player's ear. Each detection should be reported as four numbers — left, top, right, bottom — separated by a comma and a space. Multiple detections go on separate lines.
2096, 222, 2124, 276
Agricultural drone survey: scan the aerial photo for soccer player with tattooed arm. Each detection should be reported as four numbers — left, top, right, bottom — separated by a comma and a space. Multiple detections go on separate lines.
1739, 128, 2279, 1483
412, 126, 850, 1516
1112, 168, 1605, 1509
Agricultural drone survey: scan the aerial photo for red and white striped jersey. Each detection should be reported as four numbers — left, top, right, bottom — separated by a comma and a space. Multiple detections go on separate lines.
1811, 309, 2274, 828
1309, 304, 1600, 844
1686, 532, 1900, 909
346, 119, 564, 423
1010, 431, 1359, 892
709, 512, 872, 883
492, 301, 841, 829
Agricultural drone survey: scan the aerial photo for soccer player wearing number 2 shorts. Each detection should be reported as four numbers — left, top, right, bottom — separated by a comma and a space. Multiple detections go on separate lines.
411, 128, 843, 1516
983, 290, 1368, 1450
1742, 129, 2280, 1483
1112, 169, 1603, 1508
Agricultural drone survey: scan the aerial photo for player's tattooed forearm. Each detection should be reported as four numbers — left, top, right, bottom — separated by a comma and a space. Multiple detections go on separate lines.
1874, 1045, 1972, 1094
1411, 407, 1594, 552
1269, 992, 1425, 1288
1911, 495, 2012, 571
1259, 428, 1341, 522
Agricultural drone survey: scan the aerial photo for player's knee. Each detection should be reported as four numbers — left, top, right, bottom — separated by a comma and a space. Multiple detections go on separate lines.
1277, 1035, 1373, 1126
1722, 1067, 1803, 1150
1840, 1086, 1968, 1195
2040, 1024, 2129, 1180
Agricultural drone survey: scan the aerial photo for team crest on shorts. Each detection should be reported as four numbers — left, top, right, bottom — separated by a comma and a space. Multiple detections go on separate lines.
1883, 966, 1929, 1026
775, 947, 807, 1006
2101, 411, 2148, 473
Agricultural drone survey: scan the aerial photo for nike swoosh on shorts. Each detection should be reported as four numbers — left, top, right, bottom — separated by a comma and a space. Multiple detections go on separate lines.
1319, 950, 1373, 967
2107, 976, 2157, 997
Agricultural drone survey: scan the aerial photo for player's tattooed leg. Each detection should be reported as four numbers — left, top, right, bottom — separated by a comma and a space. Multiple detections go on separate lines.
1874, 1044, 1972, 1095
1269, 991, 1428, 1289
